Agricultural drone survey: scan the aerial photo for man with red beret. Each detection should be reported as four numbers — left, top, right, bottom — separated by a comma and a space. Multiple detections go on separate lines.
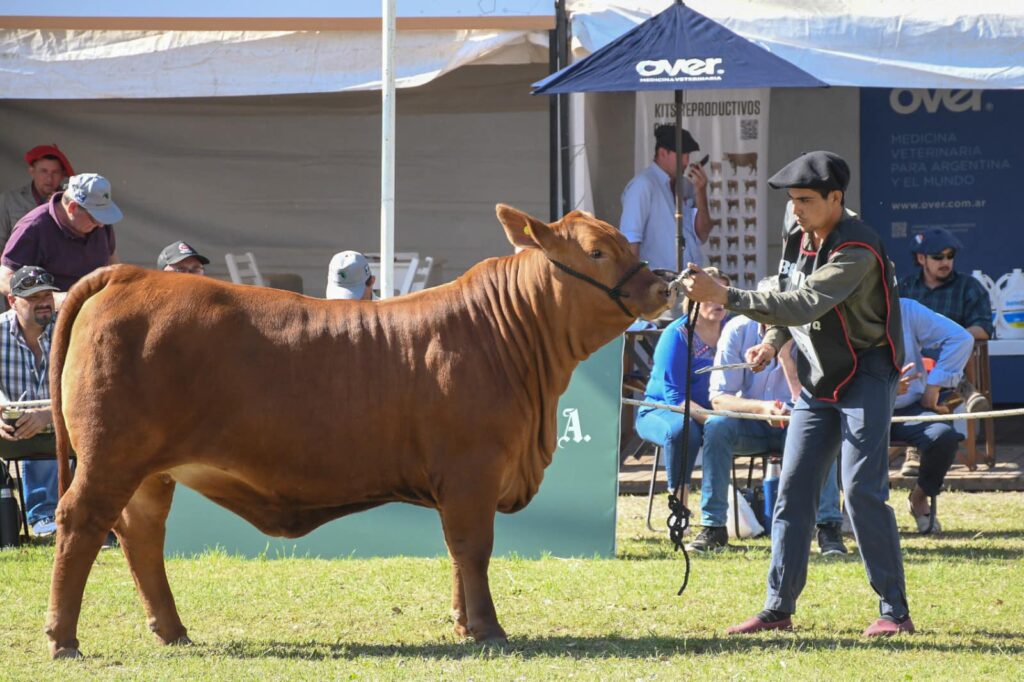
0, 145, 75, 253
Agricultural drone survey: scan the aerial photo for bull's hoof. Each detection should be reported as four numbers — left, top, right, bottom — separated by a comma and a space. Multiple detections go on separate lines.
453, 623, 471, 639
51, 646, 84, 660
168, 635, 193, 646
477, 636, 511, 653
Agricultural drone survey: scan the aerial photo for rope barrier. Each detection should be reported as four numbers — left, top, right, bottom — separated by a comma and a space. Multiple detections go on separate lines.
622, 398, 1024, 423
0, 400, 51, 410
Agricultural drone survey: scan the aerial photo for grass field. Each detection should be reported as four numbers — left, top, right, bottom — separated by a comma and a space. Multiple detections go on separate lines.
2, 491, 1023, 680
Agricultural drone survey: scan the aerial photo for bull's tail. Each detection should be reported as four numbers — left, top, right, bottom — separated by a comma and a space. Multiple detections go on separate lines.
50, 266, 123, 497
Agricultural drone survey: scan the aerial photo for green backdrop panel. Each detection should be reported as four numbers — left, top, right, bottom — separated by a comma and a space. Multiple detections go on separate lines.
165, 336, 623, 558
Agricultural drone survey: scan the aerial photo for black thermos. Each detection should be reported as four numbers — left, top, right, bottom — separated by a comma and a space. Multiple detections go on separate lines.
0, 471, 21, 548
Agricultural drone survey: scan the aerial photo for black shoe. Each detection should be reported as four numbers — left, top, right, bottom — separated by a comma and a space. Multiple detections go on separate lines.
817, 522, 848, 556
686, 526, 728, 552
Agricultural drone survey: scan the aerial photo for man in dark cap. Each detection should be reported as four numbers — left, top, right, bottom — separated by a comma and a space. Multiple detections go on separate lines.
158, 241, 210, 275
680, 151, 914, 637
0, 145, 75, 253
901, 228, 992, 341
620, 124, 712, 273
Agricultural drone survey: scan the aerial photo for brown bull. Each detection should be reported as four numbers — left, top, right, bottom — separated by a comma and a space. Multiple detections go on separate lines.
44, 205, 673, 659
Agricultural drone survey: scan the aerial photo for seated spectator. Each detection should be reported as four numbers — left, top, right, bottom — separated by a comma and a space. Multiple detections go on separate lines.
0, 173, 123, 302
158, 241, 209, 275
0, 144, 74, 252
0, 266, 60, 537
898, 227, 990, 476
326, 251, 376, 301
635, 268, 731, 499
692, 279, 846, 554
893, 298, 974, 533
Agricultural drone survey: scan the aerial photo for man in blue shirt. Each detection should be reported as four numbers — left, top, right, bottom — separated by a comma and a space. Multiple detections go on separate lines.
893, 298, 973, 533
620, 124, 712, 272
689, 300, 846, 554
897, 227, 990, 476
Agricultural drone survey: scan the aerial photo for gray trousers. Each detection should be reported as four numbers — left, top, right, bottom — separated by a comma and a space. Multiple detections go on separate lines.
765, 348, 909, 620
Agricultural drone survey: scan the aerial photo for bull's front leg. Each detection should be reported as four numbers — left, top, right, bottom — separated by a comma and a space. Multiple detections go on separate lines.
439, 498, 507, 646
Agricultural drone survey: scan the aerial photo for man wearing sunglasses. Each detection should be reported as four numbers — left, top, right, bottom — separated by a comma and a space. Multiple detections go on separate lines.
0, 266, 60, 537
898, 228, 992, 477
900, 228, 993, 342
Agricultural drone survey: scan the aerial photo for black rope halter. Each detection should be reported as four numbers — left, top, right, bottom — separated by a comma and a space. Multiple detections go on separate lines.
667, 298, 699, 595
545, 257, 650, 318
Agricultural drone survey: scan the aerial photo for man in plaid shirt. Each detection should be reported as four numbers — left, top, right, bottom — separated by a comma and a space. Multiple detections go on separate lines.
0, 266, 59, 537
899, 228, 993, 340
898, 228, 992, 476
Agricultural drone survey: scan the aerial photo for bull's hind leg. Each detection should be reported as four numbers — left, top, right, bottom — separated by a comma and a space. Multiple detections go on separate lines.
46, 471, 143, 659
113, 474, 190, 647
439, 499, 507, 645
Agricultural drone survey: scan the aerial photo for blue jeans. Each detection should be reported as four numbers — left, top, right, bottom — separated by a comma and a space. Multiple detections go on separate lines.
891, 403, 962, 496
635, 407, 703, 492
700, 416, 842, 528
765, 348, 908, 620
21, 458, 58, 524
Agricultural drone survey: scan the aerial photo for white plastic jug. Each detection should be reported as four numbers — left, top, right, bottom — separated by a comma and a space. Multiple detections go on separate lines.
972, 270, 998, 328
995, 268, 1024, 339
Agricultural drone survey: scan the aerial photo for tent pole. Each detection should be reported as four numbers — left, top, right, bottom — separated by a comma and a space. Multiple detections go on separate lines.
380, 0, 396, 299
548, 26, 559, 221
557, 0, 571, 217
674, 88, 684, 273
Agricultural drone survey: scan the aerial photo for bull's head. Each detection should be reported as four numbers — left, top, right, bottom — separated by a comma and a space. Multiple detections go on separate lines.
497, 204, 675, 322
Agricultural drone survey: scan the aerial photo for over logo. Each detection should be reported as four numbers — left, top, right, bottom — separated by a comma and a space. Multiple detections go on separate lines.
557, 407, 592, 448
636, 57, 724, 80
889, 89, 984, 115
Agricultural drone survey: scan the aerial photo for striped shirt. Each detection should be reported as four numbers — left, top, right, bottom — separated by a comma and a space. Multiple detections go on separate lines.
0, 308, 54, 408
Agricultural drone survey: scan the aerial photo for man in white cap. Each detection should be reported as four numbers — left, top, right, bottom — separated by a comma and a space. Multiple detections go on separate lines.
326, 251, 376, 301
0, 173, 123, 306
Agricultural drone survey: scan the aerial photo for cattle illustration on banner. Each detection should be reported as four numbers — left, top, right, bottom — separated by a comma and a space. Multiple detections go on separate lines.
636, 89, 770, 286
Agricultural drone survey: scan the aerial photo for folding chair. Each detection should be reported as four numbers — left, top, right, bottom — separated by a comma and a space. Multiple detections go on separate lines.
0, 433, 59, 541
225, 252, 266, 287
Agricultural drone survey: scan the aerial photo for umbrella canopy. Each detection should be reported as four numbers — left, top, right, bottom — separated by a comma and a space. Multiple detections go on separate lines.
532, 1, 826, 94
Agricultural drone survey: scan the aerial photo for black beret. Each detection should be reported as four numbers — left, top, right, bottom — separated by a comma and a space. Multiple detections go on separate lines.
654, 124, 700, 154
768, 151, 850, 193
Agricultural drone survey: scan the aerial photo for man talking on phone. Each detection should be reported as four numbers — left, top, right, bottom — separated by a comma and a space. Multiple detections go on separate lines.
620, 124, 713, 272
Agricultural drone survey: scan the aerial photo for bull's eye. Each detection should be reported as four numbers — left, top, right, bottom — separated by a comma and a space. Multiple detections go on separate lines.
588, 249, 603, 259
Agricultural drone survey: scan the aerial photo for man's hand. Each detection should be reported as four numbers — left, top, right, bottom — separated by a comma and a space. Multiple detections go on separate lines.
760, 400, 789, 429
8, 409, 52, 440
920, 384, 951, 415
745, 342, 777, 372
679, 263, 728, 305
685, 163, 708, 194
897, 362, 919, 397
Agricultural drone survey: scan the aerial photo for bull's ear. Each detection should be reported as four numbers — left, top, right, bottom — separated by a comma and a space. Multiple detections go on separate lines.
497, 204, 557, 252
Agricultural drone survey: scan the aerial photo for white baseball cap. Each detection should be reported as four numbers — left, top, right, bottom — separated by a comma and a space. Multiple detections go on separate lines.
326, 251, 372, 300
66, 173, 123, 225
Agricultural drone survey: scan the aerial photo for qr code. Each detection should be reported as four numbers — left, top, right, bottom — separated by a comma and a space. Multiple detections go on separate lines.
740, 118, 758, 141
891, 221, 907, 238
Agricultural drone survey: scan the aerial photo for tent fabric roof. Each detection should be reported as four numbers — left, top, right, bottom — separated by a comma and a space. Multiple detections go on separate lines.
569, 1, 1024, 89
0, 28, 548, 99
533, 2, 826, 94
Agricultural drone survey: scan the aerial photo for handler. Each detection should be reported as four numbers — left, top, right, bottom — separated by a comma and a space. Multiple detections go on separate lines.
680, 151, 912, 637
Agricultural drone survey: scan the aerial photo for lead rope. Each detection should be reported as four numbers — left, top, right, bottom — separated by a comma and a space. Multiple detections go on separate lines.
667, 299, 699, 595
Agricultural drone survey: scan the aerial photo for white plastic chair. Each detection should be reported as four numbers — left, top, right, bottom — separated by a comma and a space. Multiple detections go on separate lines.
366, 252, 429, 297
225, 252, 266, 287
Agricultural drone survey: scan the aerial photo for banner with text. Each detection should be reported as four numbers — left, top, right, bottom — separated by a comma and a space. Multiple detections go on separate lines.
860, 88, 1023, 279
636, 89, 770, 287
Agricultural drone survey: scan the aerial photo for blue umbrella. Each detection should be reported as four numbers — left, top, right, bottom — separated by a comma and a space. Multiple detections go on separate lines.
534, 0, 827, 271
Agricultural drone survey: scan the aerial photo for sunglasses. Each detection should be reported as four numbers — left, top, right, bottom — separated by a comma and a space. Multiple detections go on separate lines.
14, 272, 55, 290
927, 252, 956, 261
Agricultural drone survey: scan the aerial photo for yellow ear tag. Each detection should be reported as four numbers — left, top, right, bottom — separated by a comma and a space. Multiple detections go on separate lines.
523, 226, 532, 237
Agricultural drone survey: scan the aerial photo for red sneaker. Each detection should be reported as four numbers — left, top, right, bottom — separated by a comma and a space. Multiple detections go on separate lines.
726, 615, 793, 634
863, 617, 915, 637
